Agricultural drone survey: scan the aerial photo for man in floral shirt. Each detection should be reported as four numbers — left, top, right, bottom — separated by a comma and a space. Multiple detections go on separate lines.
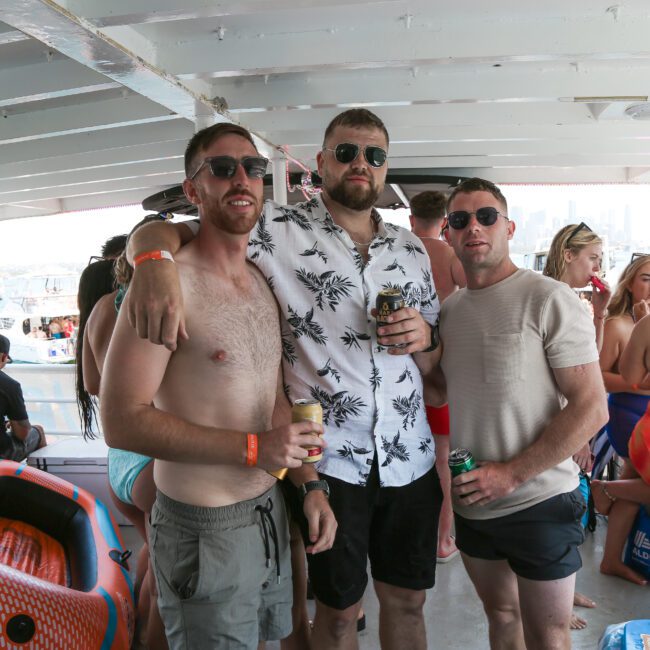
126, 110, 444, 650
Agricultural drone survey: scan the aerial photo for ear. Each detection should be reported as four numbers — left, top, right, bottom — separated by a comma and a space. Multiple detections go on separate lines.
408, 215, 415, 230
316, 150, 325, 178
506, 220, 516, 241
563, 248, 573, 264
183, 178, 199, 206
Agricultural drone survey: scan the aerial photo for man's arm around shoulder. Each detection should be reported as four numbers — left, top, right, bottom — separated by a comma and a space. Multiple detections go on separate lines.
124, 220, 196, 350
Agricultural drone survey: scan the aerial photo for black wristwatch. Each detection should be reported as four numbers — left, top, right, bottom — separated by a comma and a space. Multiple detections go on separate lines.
299, 480, 330, 500
421, 323, 440, 352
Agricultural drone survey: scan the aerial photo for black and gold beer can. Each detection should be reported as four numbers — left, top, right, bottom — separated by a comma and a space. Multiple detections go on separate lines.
292, 399, 323, 463
376, 288, 406, 348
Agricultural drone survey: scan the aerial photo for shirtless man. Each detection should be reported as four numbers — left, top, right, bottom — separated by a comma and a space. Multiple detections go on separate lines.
409, 191, 465, 303
100, 123, 335, 649
409, 190, 466, 563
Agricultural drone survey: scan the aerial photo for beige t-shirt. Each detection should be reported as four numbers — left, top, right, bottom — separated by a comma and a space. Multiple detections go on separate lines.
440, 268, 598, 520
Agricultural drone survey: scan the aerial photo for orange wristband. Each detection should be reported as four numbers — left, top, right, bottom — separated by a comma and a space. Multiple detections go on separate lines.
246, 433, 258, 467
133, 249, 174, 268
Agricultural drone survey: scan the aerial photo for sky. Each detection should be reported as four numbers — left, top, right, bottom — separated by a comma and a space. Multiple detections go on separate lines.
0, 184, 647, 269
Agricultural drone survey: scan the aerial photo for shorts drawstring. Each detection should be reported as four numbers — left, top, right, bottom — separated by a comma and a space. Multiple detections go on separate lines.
255, 497, 281, 583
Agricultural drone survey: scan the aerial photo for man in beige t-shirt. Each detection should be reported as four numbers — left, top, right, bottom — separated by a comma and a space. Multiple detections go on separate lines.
438, 178, 608, 649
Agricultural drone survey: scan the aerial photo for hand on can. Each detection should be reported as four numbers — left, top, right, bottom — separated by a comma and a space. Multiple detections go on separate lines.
372, 306, 432, 354
451, 461, 518, 507
257, 421, 324, 471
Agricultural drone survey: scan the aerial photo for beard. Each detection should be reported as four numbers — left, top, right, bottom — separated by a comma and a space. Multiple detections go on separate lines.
202, 190, 263, 235
326, 174, 382, 211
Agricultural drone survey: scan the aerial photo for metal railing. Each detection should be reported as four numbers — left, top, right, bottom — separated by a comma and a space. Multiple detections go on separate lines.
4, 364, 87, 438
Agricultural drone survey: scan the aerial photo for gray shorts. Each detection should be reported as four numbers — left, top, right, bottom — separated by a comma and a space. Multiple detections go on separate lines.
1, 426, 42, 461
150, 484, 292, 650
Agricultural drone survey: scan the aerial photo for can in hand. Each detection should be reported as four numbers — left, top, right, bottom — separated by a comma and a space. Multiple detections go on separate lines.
376, 288, 406, 348
292, 399, 323, 463
448, 448, 477, 477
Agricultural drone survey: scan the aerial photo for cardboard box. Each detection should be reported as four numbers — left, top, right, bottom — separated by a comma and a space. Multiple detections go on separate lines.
27, 437, 131, 526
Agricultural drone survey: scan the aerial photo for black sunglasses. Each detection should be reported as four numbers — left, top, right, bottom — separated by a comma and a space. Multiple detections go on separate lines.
447, 207, 508, 230
189, 155, 269, 180
630, 252, 650, 264
567, 222, 593, 243
323, 143, 387, 168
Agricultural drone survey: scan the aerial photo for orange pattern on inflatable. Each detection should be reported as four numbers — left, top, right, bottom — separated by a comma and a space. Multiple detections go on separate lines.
0, 460, 134, 649
0, 516, 68, 586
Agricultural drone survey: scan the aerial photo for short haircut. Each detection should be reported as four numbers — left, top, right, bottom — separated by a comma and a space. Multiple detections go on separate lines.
184, 122, 258, 177
446, 178, 508, 213
101, 234, 127, 259
410, 191, 447, 223
322, 108, 389, 147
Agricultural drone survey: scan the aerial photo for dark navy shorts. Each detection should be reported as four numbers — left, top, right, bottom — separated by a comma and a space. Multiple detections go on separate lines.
454, 487, 586, 581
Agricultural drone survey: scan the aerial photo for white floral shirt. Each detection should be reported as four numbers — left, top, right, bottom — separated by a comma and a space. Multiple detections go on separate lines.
243, 195, 440, 487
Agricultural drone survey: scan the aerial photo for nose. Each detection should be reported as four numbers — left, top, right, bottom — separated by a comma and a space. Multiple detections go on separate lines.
348, 147, 368, 171
231, 162, 249, 186
466, 213, 481, 231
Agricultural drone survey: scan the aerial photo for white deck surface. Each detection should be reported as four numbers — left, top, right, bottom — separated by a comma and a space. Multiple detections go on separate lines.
120, 517, 650, 649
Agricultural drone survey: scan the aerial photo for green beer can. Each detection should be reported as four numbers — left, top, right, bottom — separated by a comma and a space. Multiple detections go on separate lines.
448, 448, 476, 477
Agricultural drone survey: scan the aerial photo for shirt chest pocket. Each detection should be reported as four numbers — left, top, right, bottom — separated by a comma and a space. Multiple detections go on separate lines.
482, 333, 525, 383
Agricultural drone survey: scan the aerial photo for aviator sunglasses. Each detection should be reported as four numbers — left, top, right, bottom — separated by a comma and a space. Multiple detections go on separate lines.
447, 206, 508, 230
189, 155, 269, 180
323, 143, 387, 168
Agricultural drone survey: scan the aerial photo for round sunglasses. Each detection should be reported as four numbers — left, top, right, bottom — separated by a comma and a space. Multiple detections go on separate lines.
323, 143, 387, 168
447, 207, 508, 230
189, 155, 269, 180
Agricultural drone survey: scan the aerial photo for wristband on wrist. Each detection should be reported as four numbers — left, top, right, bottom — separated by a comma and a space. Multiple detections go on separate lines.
133, 249, 174, 268
246, 433, 258, 467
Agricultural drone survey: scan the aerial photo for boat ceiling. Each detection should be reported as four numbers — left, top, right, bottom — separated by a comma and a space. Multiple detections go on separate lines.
3, 0, 650, 220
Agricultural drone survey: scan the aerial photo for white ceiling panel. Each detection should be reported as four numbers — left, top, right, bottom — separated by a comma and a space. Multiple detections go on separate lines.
2, 1, 650, 220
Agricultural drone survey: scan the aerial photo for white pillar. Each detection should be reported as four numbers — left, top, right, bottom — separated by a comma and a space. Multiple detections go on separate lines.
194, 99, 215, 131
271, 157, 287, 204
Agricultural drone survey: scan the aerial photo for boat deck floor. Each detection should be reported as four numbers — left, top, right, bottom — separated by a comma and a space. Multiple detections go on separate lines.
120, 516, 649, 648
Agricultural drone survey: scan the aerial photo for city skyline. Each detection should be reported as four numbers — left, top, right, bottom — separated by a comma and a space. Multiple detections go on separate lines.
1, 184, 648, 275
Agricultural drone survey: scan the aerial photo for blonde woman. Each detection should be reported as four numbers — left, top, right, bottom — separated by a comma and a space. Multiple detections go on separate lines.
544, 222, 611, 351
544, 223, 612, 472
543, 223, 612, 629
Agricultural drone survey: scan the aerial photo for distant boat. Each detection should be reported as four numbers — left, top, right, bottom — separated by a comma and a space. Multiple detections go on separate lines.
0, 271, 79, 364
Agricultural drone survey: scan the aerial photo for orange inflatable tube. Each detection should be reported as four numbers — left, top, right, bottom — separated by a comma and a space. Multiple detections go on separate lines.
629, 405, 650, 484
0, 460, 134, 649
